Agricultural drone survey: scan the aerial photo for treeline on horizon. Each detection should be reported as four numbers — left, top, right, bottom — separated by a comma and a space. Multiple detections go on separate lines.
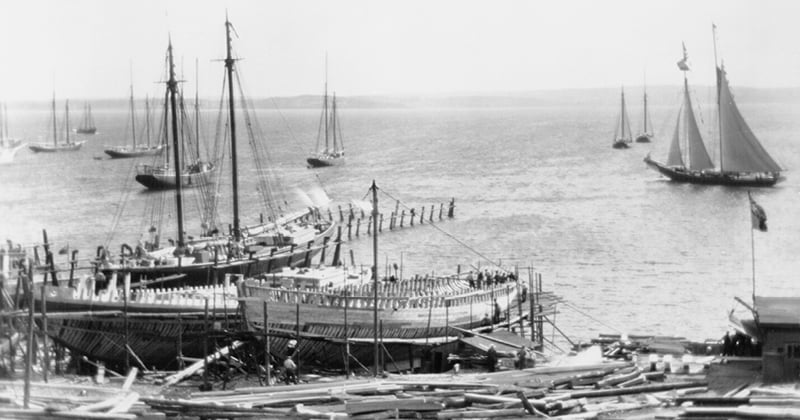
8, 85, 800, 111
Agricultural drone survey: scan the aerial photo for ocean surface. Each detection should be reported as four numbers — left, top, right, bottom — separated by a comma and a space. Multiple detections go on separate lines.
2, 88, 799, 346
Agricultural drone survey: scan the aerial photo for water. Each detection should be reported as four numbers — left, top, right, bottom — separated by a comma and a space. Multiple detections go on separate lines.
2, 91, 799, 344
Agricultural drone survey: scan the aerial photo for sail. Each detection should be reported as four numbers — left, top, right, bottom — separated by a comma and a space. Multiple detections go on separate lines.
615, 90, 632, 142
683, 83, 714, 171
717, 67, 782, 173
666, 106, 685, 167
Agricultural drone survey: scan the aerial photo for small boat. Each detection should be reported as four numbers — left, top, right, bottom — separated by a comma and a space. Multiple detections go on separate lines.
307, 70, 345, 167
644, 34, 783, 187
612, 88, 633, 149
0, 103, 25, 163
635, 87, 653, 143
76, 102, 97, 134
29, 94, 85, 152
105, 89, 164, 158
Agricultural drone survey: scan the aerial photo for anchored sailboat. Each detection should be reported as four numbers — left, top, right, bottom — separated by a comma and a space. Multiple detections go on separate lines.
644, 34, 783, 187
29, 94, 85, 152
635, 87, 653, 143
76, 103, 97, 134
612, 88, 632, 149
134, 64, 214, 189
307, 67, 345, 167
105, 87, 164, 158
100, 20, 335, 286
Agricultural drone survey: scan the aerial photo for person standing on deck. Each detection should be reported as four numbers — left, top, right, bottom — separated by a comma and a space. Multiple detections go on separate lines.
283, 356, 298, 384
493, 299, 501, 324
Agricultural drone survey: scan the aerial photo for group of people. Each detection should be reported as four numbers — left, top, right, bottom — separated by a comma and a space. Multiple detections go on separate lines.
467, 270, 517, 289
721, 331, 762, 357
485, 344, 535, 372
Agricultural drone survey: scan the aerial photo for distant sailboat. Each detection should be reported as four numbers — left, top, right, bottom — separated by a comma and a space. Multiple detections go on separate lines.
0, 103, 25, 163
29, 94, 85, 152
612, 88, 633, 149
307, 68, 345, 167
104, 87, 164, 158
645, 35, 783, 187
635, 87, 653, 143
76, 103, 97, 134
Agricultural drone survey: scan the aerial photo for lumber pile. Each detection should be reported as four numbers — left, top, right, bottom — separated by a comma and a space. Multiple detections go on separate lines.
141, 361, 711, 419
0, 370, 162, 419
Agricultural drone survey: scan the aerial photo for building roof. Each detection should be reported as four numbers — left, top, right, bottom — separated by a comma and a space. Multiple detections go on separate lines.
755, 296, 800, 327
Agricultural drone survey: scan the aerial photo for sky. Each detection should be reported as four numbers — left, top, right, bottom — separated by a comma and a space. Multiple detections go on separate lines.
1, 0, 799, 101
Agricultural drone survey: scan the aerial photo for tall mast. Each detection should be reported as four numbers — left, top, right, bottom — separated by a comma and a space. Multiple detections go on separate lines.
643, 92, 648, 133
195, 58, 200, 159
145, 96, 151, 148
52, 93, 57, 146
620, 89, 626, 139
712, 24, 723, 172
167, 39, 186, 248
225, 16, 241, 241
370, 180, 379, 377
130, 85, 137, 148
331, 93, 337, 152
65, 100, 70, 144
324, 54, 329, 153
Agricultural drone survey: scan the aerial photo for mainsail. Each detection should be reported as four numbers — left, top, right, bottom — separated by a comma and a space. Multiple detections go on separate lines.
682, 79, 714, 171
614, 89, 632, 143
717, 67, 782, 173
666, 107, 684, 167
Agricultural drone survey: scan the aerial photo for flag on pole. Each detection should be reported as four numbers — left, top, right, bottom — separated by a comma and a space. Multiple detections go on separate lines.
677, 42, 690, 71
749, 192, 767, 232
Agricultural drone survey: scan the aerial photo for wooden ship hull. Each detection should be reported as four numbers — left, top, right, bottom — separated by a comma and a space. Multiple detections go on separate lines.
239, 275, 551, 368
307, 155, 344, 168
612, 140, 629, 149
35, 278, 240, 370
135, 163, 215, 189
29, 142, 85, 153
105, 220, 338, 287
105, 145, 164, 159
644, 155, 780, 187
635, 134, 652, 143
76, 127, 97, 135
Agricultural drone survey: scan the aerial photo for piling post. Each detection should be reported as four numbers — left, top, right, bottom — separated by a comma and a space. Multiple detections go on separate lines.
124, 273, 130, 372
448, 198, 455, 218
338, 205, 344, 222
394, 200, 400, 218
177, 312, 185, 370
343, 288, 349, 379
347, 220, 352, 241
366, 215, 372, 235
430, 205, 434, 222
68, 250, 78, 287
332, 227, 342, 266
419, 206, 425, 224
24, 272, 34, 408
348, 203, 354, 221
40, 284, 48, 383
400, 210, 405, 228
389, 212, 395, 230
410, 209, 415, 226
355, 218, 361, 237
263, 300, 270, 386
203, 298, 210, 389
295, 289, 301, 373
439, 203, 443, 220
379, 213, 384, 232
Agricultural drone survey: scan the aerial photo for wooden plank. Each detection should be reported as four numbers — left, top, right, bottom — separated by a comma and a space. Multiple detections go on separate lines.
160, 340, 244, 386
345, 398, 443, 414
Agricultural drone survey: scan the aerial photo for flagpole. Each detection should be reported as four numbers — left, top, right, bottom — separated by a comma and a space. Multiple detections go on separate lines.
748, 191, 756, 306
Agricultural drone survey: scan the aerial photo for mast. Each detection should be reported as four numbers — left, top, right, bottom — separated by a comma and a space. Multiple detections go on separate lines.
195, 58, 200, 159
65, 100, 70, 145
643, 92, 648, 134
51, 93, 57, 146
370, 180, 379, 377
712, 24, 723, 172
130, 85, 137, 148
323, 56, 329, 154
145, 96, 151, 148
331, 93, 337, 153
167, 39, 186, 248
225, 16, 241, 241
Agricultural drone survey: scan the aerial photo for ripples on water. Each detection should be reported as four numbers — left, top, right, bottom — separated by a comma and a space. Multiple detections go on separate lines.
1, 97, 798, 343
